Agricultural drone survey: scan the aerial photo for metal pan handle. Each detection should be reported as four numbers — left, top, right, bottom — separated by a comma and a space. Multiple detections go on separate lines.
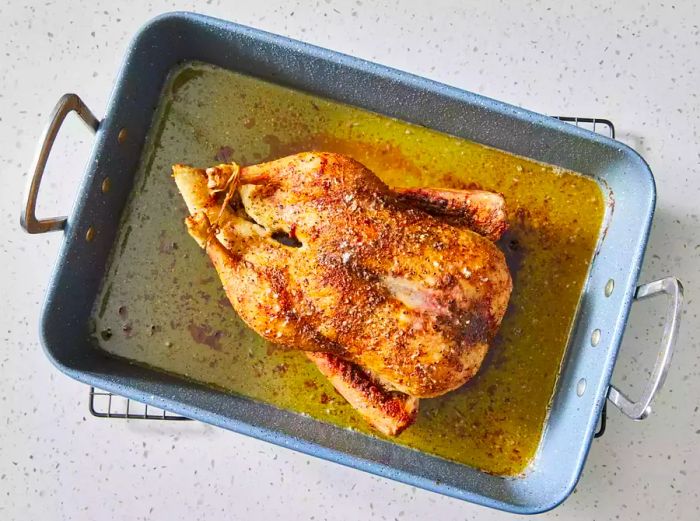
20, 94, 99, 234
608, 277, 683, 420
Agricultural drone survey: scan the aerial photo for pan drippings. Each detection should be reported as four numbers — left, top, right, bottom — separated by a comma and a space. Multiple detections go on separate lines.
92, 62, 605, 476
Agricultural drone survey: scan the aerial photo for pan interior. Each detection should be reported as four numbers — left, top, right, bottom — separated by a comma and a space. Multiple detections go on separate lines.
91, 61, 605, 476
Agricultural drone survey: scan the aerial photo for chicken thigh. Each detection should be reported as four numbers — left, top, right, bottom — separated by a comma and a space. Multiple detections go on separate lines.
173, 152, 512, 435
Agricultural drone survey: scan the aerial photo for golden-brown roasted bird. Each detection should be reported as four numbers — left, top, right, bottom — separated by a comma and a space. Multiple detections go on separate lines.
173, 152, 512, 435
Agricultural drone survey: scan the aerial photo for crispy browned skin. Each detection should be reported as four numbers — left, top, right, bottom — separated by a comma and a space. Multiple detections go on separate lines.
175, 152, 512, 435
173, 152, 512, 400
306, 352, 418, 436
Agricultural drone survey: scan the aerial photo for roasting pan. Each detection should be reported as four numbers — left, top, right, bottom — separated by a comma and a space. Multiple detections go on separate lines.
21, 12, 683, 513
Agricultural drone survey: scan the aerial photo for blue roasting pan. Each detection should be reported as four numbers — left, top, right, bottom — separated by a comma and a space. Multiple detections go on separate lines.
24, 12, 683, 514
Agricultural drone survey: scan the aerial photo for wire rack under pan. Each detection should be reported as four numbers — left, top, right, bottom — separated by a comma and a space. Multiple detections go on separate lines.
88, 115, 615, 437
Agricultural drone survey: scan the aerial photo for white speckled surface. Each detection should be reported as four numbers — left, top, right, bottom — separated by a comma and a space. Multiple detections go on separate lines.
1, 1, 698, 519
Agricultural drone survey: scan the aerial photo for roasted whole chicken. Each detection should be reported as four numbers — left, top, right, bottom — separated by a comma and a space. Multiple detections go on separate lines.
173, 152, 512, 435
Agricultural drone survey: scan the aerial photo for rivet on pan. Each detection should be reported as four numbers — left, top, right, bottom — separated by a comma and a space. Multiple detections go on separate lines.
101, 177, 111, 193
85, 226, 95, 242
591, 329, 601, 347
576, 378, 587, 397
605, 279, 615, 297
117, 128, 128, 144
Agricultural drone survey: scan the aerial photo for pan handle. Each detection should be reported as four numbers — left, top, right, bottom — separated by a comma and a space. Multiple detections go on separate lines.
20, 94, 99, 234
607, 277, 683, 420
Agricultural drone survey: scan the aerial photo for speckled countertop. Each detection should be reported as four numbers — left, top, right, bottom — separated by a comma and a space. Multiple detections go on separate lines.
1, 1, 698, 520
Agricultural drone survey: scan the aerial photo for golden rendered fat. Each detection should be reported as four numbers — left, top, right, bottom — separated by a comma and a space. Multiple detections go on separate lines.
92, 62, 605, 476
